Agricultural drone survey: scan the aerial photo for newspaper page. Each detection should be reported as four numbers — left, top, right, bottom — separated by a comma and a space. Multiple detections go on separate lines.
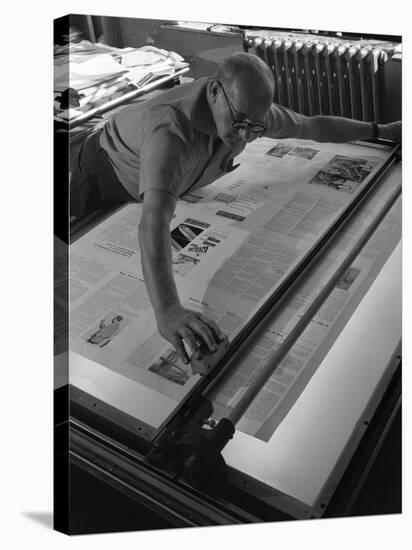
69, 137, 395, 423
210, 164, 401, 440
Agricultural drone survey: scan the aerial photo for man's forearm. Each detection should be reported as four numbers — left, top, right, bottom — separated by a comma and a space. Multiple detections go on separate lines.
300, 116, 401, 144
301, 116, 376, 143
139, 212, 224, 361
139, 216, 180, 316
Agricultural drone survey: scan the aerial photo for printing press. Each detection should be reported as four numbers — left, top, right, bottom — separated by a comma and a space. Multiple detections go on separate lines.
54, 134, 401, 527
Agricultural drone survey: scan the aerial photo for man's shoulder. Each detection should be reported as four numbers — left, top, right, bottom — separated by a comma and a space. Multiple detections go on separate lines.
266, 103, 305, 138
142, 103, 192, 145
145, 77, 207, 112
143, 79, 209, 141
269, 102, 304, 120
103, 77, 208, 150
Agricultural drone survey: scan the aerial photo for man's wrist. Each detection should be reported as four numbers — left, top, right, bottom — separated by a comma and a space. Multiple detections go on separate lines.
155, 302, 181, 316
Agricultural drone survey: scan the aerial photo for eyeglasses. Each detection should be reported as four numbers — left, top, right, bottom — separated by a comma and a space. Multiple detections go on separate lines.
217, 80, 268, 134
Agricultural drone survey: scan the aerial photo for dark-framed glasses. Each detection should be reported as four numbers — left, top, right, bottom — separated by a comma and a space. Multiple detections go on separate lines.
217, 80, 268, 134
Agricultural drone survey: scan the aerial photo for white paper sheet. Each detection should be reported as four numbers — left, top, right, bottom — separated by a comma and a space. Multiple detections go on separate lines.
54, 54, 128, 91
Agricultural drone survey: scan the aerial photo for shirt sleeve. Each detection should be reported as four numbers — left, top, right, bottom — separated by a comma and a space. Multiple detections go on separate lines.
139, 108, 189, 200
265, 103, 305, 139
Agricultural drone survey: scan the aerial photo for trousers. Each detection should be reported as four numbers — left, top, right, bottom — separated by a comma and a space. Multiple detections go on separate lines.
70, 129, 134, 219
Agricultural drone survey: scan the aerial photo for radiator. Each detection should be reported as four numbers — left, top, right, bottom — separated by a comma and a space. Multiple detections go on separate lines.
245, 34, 401, 123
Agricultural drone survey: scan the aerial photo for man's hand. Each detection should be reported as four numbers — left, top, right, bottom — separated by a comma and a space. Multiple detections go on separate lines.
378, 121, 402, 143
156, 304, 225, 364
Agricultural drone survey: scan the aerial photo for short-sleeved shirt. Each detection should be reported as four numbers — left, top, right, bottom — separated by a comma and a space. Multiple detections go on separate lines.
99, 77, 305, 200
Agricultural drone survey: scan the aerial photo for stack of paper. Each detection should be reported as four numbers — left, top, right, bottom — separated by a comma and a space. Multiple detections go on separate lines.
54, 54, 128, 92
54, 42, 188, 122
120, 45, 185, 67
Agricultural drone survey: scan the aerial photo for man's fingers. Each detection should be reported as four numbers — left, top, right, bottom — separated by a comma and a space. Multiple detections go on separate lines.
197, 315, 225, 342
178, 328, 201, 359
159, 308, 226, 363
172, 335, 190, 364
188, 320, 217, 353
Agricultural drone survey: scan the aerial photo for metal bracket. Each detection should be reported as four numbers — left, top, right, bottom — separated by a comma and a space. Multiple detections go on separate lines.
145, 392, 234, 493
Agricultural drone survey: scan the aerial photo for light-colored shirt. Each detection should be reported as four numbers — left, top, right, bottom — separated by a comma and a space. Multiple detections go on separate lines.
100, 77, 305, 200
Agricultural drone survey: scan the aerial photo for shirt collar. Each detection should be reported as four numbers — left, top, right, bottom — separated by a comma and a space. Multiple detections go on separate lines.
189, 77, 218, 137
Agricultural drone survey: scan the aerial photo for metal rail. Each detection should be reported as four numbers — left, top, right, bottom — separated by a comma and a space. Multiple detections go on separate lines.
69, 420, 259, 526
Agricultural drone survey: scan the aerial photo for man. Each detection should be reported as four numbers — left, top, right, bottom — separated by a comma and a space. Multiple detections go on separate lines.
70, 52, 401, 365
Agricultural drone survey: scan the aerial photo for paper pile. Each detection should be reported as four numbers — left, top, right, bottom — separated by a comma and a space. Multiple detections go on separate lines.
54, 41, 188, 122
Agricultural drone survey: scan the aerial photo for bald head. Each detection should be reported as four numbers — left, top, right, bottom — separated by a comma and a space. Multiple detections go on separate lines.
214, 52, 275, 108
208, 53, 275, 148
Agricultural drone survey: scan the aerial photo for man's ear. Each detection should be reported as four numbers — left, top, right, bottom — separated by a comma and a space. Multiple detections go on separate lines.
209, 80, 219, 103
